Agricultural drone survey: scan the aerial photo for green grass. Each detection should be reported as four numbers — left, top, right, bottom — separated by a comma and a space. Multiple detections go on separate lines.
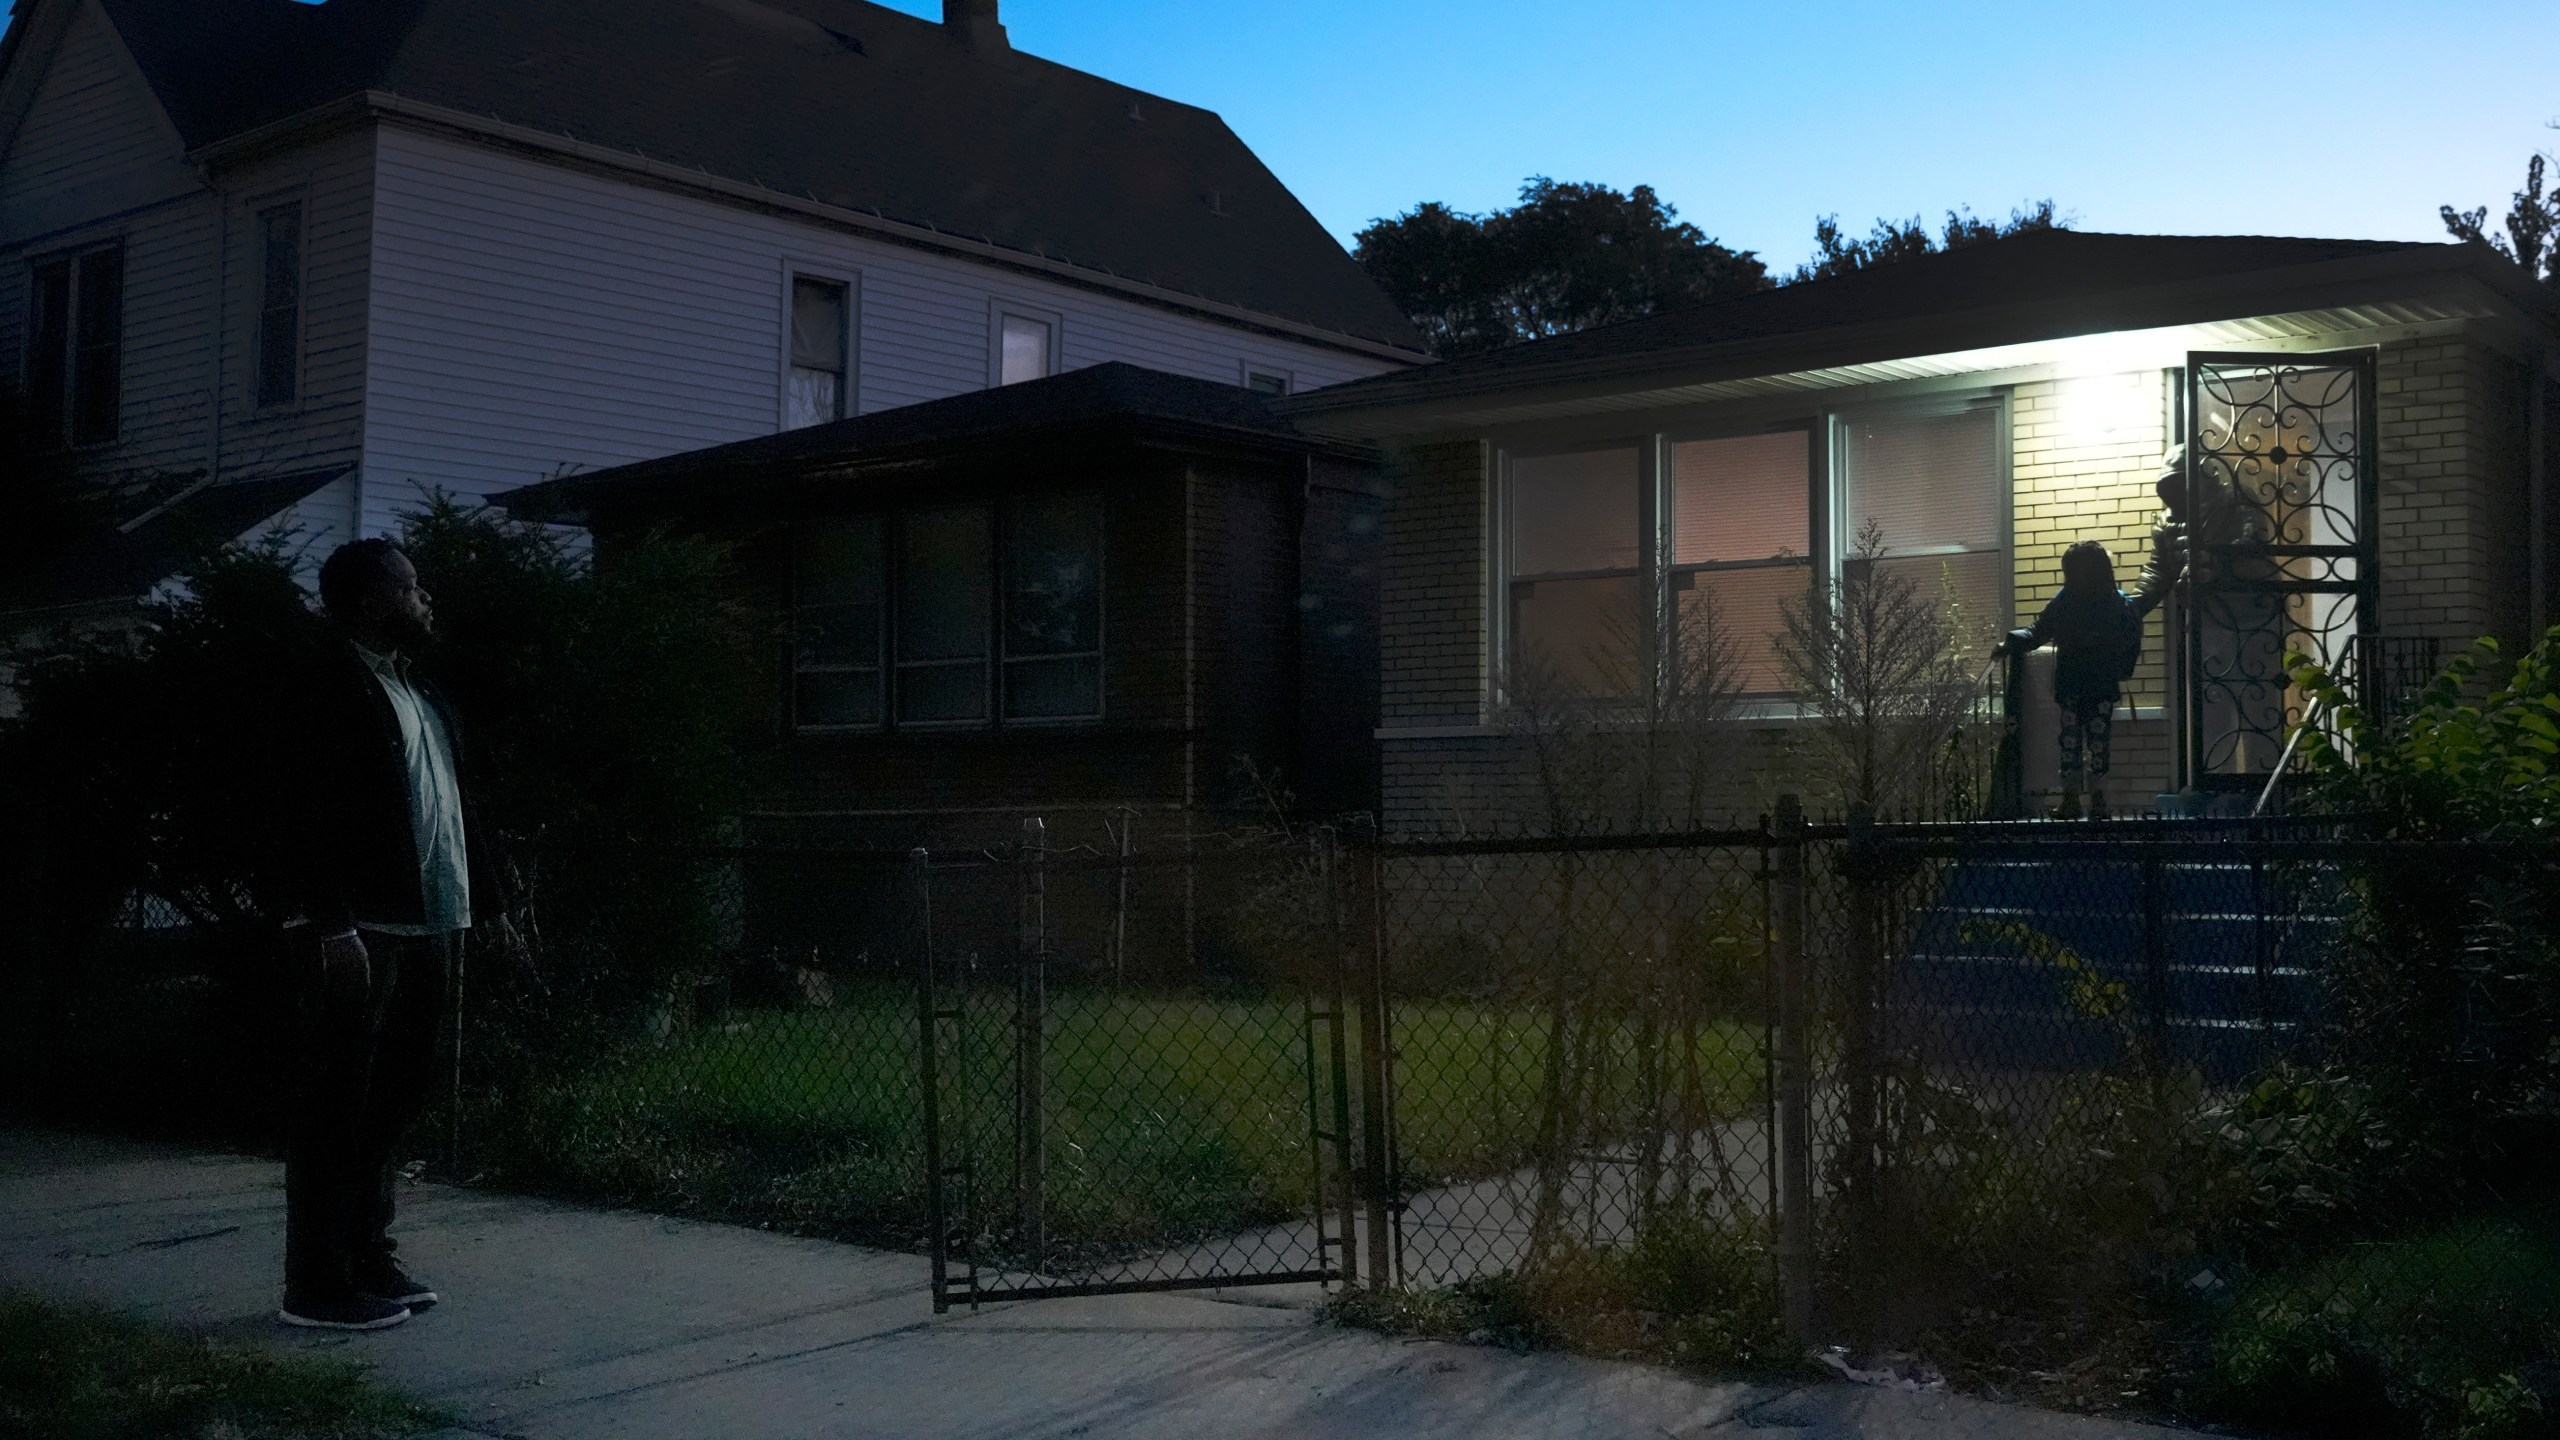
480, 983, 1766, 1261
0, 1292, 451, 1440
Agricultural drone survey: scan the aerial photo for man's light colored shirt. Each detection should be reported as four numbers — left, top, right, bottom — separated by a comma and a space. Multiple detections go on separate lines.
352, 641, 471, 935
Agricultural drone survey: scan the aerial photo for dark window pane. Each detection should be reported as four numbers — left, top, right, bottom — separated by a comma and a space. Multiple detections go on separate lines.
897, 663, 986, 724
1246, 370, 1288, 396
1510, 574, 1639, 699
1004, 656, 1100, 720
791, 278, 846, 374
796, 517, 882, 609
897, 508, 989, 663
897, 507, 990, 723
1511, 448, 1640, 576
257, 204, 302, 407
26, 261, 70, 449
1003, 495, 1101, 659
795, 669, 881, 729
70, 247, 122, 445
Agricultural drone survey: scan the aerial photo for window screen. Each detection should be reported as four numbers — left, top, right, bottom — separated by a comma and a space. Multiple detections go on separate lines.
896, 507, 992, 723
1507, 447, 1640, 696
1663, 432, 1811, 695
1003, 495, 1104, 720
1840, 404, 2006, 627
257, 203, 304, 408
787, 277, 849, 428
794, 517, 884, 728
999, 314, 1053, 385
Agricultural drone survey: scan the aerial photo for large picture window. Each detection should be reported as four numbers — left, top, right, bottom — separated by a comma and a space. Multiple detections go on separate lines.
1498, 402, 2004, 706
1837, 400, 2007, 632
25, 242, 123, 448
793, 499, 1104, 731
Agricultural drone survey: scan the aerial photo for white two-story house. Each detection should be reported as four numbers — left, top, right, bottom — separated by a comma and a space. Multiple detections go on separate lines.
0, 0, 1424, 603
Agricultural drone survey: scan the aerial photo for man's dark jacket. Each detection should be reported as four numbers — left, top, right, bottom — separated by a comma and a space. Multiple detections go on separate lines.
264, 634, 496, 935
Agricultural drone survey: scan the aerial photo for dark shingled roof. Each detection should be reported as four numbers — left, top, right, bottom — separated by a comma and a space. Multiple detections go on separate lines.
1294, 229, 2476, 412
499, 361, 1351, 523
79, 0, 1421, 351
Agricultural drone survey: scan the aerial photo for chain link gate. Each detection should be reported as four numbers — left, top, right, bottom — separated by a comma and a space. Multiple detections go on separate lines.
919, 822, 1359, 1311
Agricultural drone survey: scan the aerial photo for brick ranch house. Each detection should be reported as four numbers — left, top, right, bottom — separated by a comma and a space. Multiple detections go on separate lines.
1285, 231, 2560, 830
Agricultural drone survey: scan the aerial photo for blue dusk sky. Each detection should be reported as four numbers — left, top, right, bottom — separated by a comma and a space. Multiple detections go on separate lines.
15, 1, 2555, 270
923, 0, 2560, 269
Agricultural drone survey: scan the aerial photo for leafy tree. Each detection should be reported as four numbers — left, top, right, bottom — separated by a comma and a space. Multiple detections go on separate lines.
2441, 151, 2560, 290
1354, 177, 1768, 358
0, 383, 117, 597
1788, 200, 2068, 284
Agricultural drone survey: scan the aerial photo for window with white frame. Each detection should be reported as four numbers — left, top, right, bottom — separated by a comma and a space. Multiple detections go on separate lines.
25, 242, 124, 448
1498, 406, 2001, 704
786, 275, 851, 428
794, 499, 1104, 731
996, 310, 1055, 386
1668, 430, 1812, 695
1835, 399, 2007, 633
255, 201, 305, 408
1506, 446, 1643, 697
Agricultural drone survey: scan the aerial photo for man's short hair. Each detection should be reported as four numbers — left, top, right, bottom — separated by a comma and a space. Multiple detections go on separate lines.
319, 538, 406, 621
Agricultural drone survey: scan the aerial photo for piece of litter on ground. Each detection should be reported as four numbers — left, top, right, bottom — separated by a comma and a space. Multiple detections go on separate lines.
1816, 1345, 1947, 1392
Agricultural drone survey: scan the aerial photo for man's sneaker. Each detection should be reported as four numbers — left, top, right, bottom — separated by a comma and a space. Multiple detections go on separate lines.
278, 1293, 411, 1331
354, 1262, 438, 1311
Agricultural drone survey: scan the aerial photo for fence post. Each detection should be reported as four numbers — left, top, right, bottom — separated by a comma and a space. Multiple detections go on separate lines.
1016, 817, 1048, 1266
1357, 840, 1397, 1290
2140, 851, 2169, 1077
1317, 826, 1361, 1287
1771, 793, 1816, 1345
1841, 800, 1881, 1350
913, 848, 952, 1313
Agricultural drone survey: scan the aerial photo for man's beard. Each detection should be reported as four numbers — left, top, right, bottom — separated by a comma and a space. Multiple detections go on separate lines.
384, 609, 436, 654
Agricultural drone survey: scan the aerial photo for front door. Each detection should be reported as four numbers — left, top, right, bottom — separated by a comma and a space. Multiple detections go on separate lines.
2179, 352, 2378, 790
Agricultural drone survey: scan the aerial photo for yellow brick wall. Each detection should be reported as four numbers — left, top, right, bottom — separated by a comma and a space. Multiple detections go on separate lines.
2009, 371, 2177, 803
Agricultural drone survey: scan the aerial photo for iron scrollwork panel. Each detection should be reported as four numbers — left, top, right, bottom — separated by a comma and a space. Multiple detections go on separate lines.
2183, 353, 2377, 786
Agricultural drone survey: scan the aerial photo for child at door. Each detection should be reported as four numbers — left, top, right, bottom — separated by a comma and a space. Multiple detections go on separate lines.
1998, 540, 2142, 819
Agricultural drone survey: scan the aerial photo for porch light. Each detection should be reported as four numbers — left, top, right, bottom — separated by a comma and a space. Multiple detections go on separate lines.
2057, 369, 2156, 444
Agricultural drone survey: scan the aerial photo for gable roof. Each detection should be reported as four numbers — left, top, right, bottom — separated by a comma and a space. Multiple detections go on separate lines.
60, 0, 1421, 354
498, 361, 1361, 525
1290, 229, 2541, 419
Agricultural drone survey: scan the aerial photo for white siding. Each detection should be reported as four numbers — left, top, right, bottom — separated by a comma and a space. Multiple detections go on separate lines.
0, 0, 197, 240
362, 124, 1401, 532
0, 4, 374, 556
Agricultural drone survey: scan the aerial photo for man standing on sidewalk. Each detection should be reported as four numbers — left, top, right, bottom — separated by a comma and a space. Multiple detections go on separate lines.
272, 538, 481, 1332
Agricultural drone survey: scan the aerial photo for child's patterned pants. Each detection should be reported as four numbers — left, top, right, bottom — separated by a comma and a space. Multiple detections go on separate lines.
2059, 696, 2113, 781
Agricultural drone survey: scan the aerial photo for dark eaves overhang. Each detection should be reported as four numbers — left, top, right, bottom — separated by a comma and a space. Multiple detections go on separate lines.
186, 90, 1430, 367
1, 462, 350, 617
1288, 243, 2559, 436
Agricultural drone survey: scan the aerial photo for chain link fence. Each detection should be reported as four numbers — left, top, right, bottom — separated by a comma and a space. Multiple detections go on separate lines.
7, 810, 2553, 1435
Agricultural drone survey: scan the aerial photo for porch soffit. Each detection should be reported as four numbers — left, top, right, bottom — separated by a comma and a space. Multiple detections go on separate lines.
1319, 296, 2506, 439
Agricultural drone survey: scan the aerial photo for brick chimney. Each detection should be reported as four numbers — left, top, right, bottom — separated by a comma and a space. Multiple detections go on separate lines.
944, 0, 1007, 50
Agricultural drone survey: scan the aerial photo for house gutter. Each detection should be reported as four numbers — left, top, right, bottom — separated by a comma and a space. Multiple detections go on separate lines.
1287, 247, 2540, 430
186, 91, 1429, 368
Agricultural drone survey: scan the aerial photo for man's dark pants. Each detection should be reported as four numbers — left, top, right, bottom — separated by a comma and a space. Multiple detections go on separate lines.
284, 928, 454, 1304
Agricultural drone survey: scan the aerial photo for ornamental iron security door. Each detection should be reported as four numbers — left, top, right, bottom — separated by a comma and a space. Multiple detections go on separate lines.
2180, 352, 2379, 790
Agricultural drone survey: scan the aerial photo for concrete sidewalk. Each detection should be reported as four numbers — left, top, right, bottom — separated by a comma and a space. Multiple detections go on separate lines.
0, 1130, 2210, 1440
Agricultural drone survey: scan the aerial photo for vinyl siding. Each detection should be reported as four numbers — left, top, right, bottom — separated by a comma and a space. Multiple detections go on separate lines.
0, 5, 374, 553
361, 123, 1401, 534
0, 0, 198, 240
